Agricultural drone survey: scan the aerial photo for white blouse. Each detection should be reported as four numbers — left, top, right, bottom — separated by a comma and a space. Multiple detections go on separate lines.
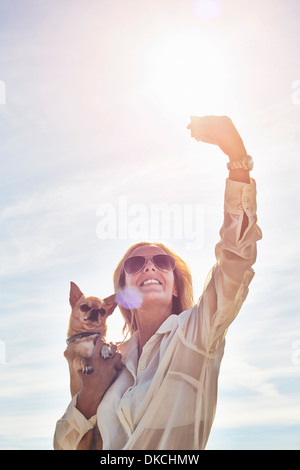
54, 178, 262, 450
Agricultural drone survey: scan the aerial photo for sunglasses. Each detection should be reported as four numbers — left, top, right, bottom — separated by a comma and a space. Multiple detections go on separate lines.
124, 254, 176, 275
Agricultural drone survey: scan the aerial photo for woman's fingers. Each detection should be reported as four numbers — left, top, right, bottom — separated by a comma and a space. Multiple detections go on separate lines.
186, 115, 246, 158
93, 335, 104, 357
111, 352, 124, 372
187, 115, 221, 143
90, 336, 123, 375
187, 117, 205, 142
109, 343, 118, 356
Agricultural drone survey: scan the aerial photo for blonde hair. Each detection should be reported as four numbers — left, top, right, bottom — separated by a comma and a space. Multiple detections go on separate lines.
113, 241, 194, 336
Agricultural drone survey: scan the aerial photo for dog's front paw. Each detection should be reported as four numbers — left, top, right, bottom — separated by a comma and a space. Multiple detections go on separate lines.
101, 343, 113, 360
82, 365, 94, 375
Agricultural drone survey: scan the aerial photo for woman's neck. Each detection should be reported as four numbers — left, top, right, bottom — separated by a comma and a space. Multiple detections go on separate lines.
133, 302, 173, 357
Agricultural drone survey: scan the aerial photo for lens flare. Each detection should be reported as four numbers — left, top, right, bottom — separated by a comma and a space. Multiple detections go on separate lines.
116, 287, 143, 309
192, 0, 221, 20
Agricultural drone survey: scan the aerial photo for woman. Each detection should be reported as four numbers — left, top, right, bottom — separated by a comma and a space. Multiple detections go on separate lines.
54, 115, 262, 450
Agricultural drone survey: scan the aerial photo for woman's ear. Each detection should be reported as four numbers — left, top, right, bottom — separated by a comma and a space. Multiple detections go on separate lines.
173, 285, 178, 297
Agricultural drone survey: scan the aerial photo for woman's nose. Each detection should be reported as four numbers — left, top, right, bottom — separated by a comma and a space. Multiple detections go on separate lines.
143, 258, 156, 271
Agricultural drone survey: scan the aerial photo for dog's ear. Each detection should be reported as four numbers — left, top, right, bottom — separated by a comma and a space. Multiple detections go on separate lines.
103, 294, 118, 315
69, 282, 84, 308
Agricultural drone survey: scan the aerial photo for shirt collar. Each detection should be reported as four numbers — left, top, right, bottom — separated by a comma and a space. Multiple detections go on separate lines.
118, 331, 138, 356
118, 332, 139, 380
118, 313, 180, 356
119, 313, 181, 353
156, 313, 181, 334
117, 314, 181, 380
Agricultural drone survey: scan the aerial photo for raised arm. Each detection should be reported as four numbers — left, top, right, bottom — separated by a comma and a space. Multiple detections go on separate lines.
187, 115, 250, 181
187, 115, 252, 237
186, 115, 262, 354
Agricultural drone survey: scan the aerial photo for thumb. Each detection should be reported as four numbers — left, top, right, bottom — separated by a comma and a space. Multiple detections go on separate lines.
93, 335, 104, 356
186, 122, 191, 129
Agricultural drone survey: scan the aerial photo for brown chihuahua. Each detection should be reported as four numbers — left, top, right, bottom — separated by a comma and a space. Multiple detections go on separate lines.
64, 282, 117, 450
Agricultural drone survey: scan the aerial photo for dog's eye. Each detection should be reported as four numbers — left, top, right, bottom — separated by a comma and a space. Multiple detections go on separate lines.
80, 304, 91, 313
99, 308, 106, 316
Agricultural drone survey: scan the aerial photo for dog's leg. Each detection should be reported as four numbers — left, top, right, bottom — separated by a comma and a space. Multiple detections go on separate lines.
80, 357, 94, 375
71, 356, 93, 375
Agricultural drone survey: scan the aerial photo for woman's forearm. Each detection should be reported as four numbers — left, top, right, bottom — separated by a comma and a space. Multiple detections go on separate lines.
186, 116, 252, 185
74, 337, 123, 419
76, 387, 105, 419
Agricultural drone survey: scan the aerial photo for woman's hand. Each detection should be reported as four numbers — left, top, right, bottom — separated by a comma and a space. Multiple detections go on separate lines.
187, 115, 247, 161
76, 337, 123, 419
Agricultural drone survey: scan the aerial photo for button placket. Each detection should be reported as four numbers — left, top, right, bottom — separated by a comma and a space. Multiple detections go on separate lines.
137, 337, 154, 374
137, 353, 147, 373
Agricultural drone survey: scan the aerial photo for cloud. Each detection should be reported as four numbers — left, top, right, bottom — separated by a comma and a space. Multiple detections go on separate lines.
0, 412, 56, 442
214, 393, 300, 429
0, 169, 108, 276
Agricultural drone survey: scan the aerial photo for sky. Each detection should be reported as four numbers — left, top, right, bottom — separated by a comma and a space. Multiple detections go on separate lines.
0, 0, 300, 450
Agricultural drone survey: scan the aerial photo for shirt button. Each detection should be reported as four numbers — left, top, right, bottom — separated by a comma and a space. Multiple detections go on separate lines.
243, 196, 249, 202
238, 204, 243, 210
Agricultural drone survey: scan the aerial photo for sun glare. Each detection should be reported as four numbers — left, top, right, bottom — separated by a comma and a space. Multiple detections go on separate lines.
138, 28, 235, 118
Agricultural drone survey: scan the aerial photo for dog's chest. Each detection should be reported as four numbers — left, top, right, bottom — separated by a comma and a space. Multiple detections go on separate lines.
77, 339, 95, 357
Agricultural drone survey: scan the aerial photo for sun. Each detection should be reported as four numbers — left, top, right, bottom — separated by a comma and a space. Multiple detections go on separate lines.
138, 27, 236, 119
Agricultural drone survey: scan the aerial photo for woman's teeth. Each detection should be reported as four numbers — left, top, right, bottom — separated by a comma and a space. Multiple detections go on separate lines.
141, 279, 160, 286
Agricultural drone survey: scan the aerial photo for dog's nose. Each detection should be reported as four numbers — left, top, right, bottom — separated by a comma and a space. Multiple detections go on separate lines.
89, 309, 100, 322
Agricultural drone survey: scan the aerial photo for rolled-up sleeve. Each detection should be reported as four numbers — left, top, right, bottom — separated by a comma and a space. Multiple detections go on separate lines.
53, 394, 97, 450
187, 177, 262, 355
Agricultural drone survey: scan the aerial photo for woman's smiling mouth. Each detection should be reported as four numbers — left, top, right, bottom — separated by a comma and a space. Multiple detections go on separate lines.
140, 278, 162, 287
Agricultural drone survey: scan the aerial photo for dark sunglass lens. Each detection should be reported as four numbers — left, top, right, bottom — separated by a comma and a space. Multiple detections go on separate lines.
124, 256, 145, 274
153, 254, 175, 271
